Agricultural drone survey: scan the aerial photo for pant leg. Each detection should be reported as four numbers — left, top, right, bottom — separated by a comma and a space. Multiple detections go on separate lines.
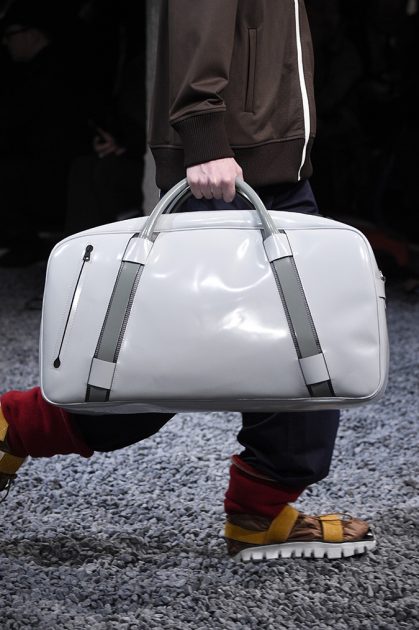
1, 388, 174, 458
237, 410, 340, 487
238, 180, 340, 486
71, 410, 175, 452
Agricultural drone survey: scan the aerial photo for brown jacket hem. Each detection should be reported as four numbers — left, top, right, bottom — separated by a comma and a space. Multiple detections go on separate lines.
151, 136, 314, 191
172, 112, 235, 167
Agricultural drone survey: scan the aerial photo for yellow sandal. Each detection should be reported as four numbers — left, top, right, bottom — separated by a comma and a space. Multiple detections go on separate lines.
224, 504, 376, 561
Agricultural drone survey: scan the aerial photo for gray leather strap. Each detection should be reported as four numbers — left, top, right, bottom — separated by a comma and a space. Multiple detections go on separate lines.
272, 257, 319, 357
86, 260, 144, 402
311, 381, 334, 397
271, 256, 334, 396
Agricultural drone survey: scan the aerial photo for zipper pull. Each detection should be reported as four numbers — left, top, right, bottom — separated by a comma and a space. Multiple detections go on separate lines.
83, 245, 94, 261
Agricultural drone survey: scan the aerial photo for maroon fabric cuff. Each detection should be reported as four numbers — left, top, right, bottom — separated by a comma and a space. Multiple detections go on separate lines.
224, 455, 305, 519
172, 111, 234, 168
1, 387, 93, 458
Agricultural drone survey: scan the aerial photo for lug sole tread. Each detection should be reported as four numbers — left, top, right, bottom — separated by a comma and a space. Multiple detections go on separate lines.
231, 539, 377, 562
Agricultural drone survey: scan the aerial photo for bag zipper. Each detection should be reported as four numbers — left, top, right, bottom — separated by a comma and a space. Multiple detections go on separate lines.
53, 244, 93, 368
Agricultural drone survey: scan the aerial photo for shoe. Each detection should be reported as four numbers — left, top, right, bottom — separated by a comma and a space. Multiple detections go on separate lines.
224, 504, 376, 561
0, 407, 26, 502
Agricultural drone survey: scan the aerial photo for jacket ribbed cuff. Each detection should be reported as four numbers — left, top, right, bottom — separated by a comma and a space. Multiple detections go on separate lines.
172, 111, 234, 168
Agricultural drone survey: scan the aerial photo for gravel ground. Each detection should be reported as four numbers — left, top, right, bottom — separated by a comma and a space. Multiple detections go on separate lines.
0, 264, 418, 630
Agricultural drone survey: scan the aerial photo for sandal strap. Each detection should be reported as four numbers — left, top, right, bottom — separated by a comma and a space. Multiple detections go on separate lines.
319, 513, 344, 543
224, 505, 300, 546
0, 451, 26, 475
266, 505, 300, 544
224, 522, 267, 546
1, 407, 26, 476
0, 407, 8, 441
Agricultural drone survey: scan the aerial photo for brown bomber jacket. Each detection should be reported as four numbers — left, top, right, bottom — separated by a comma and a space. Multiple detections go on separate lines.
149, 0, 316, 191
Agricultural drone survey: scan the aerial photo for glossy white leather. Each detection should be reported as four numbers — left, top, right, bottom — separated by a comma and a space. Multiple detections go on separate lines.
299, 353, 330, 385
263, 233, 292, 262
40, 209, 389, 413
123, 237, 153, 265
88, 358, 116, 390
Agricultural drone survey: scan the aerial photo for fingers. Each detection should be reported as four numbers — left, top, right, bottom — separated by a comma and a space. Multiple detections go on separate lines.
187, 158, 243, 203
210, 182, 223, 200
188, 176, 204, 199
188, 177, 222, 200
221, 177, 236, 203
202, 182, 214, 200
187, 168, 210, 199
189, 177, 233, 202
221, 162, 243, 202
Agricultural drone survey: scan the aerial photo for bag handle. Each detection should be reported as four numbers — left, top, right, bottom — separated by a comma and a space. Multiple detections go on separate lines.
139, 178, 279, 241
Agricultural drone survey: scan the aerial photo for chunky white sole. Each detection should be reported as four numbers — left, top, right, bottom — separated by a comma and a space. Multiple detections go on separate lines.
231, 538, 377, 562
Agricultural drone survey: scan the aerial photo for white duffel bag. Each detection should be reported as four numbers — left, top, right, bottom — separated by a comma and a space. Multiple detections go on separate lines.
40, 179, 389, 414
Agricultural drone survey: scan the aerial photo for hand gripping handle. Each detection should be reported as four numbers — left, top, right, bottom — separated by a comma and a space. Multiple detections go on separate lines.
139, 178, 279, 242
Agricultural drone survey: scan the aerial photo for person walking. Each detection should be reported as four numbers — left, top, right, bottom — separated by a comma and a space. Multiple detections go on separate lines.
0, 0, 375, 561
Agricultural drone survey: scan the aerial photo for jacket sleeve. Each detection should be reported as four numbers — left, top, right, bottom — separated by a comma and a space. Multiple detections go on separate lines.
167, 0, 239, 167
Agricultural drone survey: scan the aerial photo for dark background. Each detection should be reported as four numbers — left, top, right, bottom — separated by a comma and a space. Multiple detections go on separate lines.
0, 0, 418, 281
